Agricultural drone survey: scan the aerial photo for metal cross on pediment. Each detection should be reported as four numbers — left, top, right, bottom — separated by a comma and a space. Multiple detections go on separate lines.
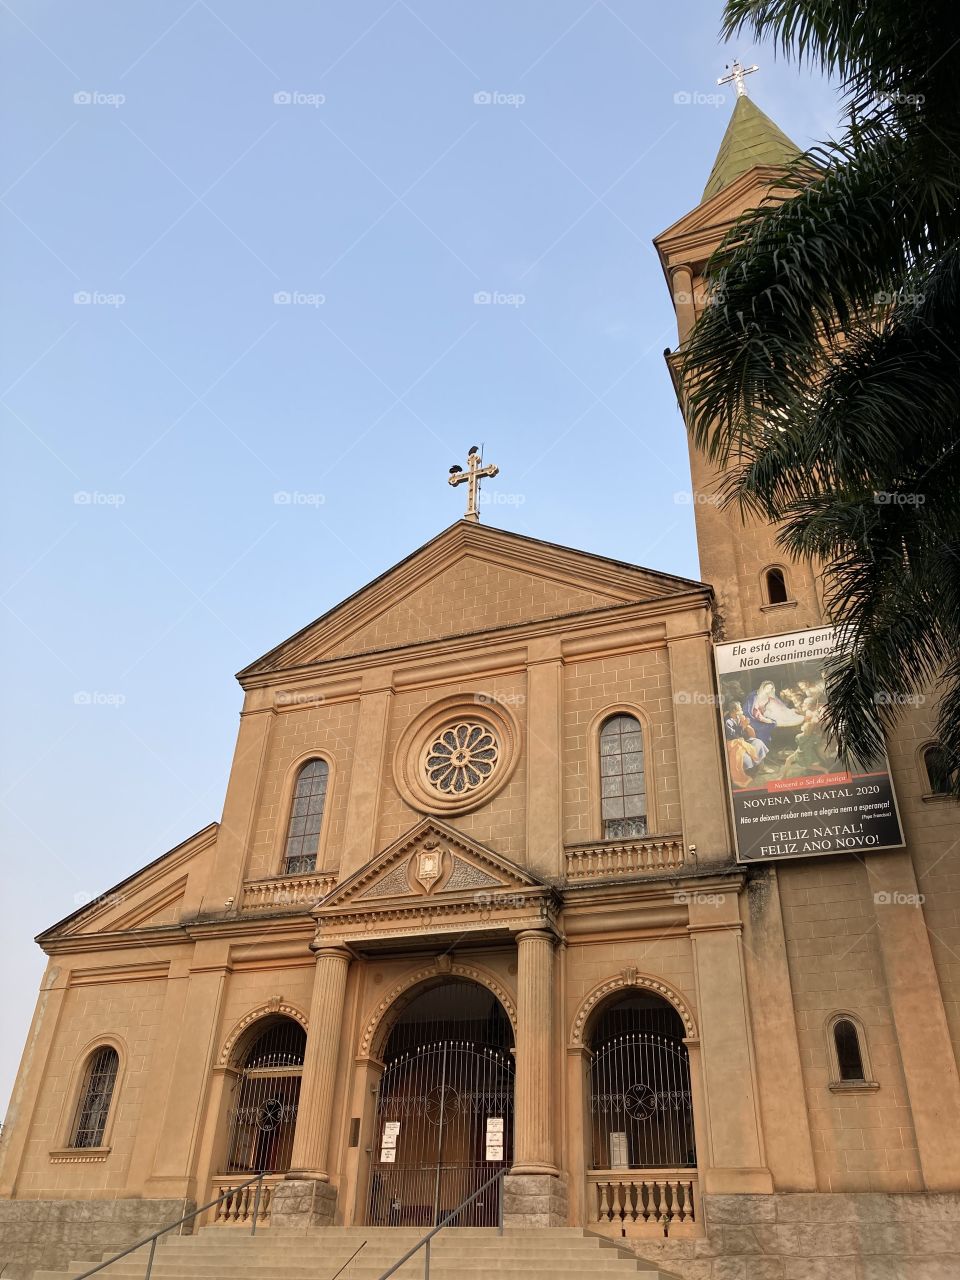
448, 446, 499, 522
717, 59, 759, 97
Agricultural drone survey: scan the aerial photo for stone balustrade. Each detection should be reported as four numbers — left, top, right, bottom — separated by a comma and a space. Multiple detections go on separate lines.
210, 1176, 280, 1226
238, 872, 338, 914
589, 1172, 698, 1232
564, 835, 685, 881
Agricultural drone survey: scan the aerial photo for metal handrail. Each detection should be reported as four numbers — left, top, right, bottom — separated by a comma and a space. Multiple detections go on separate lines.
72, 1171, 266, 1280
376, 1167, 506, 1280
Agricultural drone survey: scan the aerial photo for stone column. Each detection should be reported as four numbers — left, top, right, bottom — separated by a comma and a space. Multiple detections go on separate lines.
275, 944, 351, 1227
340, 673, 393, 877
688, 891, 773, 1194
869, 850, 960, 1188
505, 929, 567, 1226
525, 638, 564, 880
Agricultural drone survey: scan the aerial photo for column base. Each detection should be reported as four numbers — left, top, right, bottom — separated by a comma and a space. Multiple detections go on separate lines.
271, 1179, 337, 1229
503, 1172, 568, 1228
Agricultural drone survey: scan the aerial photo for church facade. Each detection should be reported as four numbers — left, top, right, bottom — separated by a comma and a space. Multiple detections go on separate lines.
2, 96, 959, 1279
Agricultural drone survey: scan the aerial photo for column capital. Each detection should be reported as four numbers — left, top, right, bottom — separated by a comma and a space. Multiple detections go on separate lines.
515, 927, 556, 945
310, 940, 354, 961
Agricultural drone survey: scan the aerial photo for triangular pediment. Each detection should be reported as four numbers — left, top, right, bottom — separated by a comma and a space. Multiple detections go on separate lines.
317, 817, 543, 914
38, 824, 218, 944
240, 521, 706, 678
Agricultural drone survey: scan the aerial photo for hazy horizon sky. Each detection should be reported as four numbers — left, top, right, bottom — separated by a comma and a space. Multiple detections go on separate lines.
0, 1, 839, 1112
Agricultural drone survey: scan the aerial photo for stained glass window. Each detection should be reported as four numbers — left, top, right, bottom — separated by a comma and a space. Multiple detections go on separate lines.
600, 715, 647, 839
283, 759, 329, 874
71, 1046, 118, 1148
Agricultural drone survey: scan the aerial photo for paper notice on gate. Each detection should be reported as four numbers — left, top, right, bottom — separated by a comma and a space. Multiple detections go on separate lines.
382, 1121, 400, 1148
380, 1147, 397, 1163
609, 1132, 629, 1168
486, 1117, 504, 1134
485, 1116, 504, 1160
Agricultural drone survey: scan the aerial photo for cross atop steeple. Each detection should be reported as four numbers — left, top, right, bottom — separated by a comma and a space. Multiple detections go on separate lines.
448, 446, 499, 522
717, 59, 759, 98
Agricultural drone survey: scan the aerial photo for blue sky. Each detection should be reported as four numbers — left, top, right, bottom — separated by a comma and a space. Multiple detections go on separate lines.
0, 1, 839, 1110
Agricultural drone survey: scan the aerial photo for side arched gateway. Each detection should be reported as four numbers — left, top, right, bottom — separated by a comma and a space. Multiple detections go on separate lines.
365, 978, 514, 1228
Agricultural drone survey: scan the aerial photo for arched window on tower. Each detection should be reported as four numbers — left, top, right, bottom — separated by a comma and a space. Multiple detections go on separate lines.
764, 566, 789, 605
599, 714, 647, 840
70, 1046, 119, 1148
283, 759, 329, 874
924, 744, 955, 796
833, 1018, 866, 1082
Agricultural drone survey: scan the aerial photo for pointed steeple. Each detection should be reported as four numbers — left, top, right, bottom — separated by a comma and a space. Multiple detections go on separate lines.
702, 95, 801, 202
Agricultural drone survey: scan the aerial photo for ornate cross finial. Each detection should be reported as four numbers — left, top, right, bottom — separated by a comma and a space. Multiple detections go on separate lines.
448, 446, 499, 522
717, 59, 759, 98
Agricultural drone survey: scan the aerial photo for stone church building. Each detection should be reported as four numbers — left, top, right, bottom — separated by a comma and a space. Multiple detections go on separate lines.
2, 95, 959, 1279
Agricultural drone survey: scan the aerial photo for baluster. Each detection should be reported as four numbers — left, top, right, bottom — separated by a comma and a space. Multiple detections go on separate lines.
615, 1180, 626, 1224
628, 1180, 639, 1223
597, 1181, 611, 1222
639, 1180, 651, 1223
656, 1180, 669, 1228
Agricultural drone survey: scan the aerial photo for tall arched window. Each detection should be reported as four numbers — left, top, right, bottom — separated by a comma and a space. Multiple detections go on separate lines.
764, 567, 789, 605
70, 1046, 119, 1148
832, 1018, 866, 1082
283, 759, 329, 874
225, 1019, 306, 1174
599, 714, 647, 839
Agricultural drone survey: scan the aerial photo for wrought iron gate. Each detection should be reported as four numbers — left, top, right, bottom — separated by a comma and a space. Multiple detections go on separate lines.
225, 1020, 304, 1175
366, 1041, 514, 1227
590, 1032, 695, 1169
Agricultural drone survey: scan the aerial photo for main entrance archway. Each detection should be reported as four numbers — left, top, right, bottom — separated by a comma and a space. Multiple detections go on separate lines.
365, 979, 514, 1228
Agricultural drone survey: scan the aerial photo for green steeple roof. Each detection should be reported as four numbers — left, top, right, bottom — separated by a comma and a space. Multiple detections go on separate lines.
702, 95, 801, 202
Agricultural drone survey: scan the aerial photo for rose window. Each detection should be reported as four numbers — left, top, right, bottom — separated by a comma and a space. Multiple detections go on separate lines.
425, 723, 499, 795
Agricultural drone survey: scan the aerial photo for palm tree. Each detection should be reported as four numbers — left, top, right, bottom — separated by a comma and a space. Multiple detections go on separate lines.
681, 0, 960, 795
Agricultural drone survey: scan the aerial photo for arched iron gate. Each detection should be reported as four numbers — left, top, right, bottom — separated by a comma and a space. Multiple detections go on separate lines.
366, 1041, 514, 1227
590, 1032, 695, 1169
225, 1020, 304, 1174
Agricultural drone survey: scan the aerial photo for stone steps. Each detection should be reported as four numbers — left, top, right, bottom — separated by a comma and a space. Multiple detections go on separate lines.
32, 1226, 673, 1280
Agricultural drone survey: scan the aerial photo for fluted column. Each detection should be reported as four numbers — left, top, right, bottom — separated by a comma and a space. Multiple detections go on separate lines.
512, 928, 558, 1174
287, 944, 352, 1180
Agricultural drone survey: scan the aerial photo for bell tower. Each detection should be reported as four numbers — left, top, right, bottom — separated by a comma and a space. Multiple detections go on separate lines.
654, 94, 824, 643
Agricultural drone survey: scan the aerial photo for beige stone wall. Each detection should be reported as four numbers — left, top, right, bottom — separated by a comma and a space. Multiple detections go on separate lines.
15, 978, 168, 1199
245, 697, 359, 880
561, 646, 681, 842
778, 857, 922, 1192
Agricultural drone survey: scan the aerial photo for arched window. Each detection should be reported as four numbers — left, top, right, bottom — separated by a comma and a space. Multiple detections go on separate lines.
832, 1018, 866, 1082
924, 744, 955, 796
70, 1046, 119, 1148
283, 759, 329, 874
764, 567, 789, 605
225, 1019, 306, 1174
599, 715, 647, 839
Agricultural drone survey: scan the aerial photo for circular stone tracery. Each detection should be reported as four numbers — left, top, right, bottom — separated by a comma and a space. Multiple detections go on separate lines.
425, 722, 499, 795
